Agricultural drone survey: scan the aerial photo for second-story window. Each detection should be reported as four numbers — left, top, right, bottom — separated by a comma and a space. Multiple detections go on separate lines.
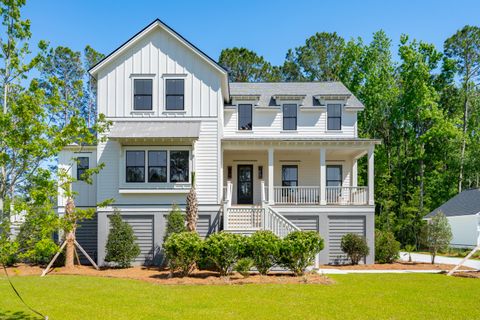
76, 157, 89, 181
238, 104, 252, 130
126, 151, 145, 182
148, 151, 167, 182
327, 104, 342, 130
283, 104, 297, 130
165, 79, 184, 110
133, 79, 153, 110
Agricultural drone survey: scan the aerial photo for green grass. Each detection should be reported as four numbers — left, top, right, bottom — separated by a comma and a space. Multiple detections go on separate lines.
0, 274, 479, 319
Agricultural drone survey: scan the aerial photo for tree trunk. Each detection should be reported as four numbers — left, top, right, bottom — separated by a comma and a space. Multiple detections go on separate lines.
458, 87, 469, 193
64, 197, 76, 268
431, 253, 436, 264
65, 231, 75, 269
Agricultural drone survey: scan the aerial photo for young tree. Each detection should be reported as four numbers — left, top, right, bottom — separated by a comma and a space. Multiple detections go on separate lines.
423, 212, 452, 264
105, 210, 140, 268
0, 0, 43, 219
164, 204, 186, 241
444, 26, 480, 192
185, 172, 198, 232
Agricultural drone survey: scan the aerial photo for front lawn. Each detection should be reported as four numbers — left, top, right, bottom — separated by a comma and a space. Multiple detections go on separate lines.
0, 274, 478, 319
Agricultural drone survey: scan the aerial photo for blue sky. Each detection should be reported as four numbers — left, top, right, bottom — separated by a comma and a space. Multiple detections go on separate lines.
23, 0, 480, 66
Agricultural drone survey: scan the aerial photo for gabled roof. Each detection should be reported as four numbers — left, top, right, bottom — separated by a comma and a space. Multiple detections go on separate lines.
228, 82, 364, 109
426, 189, 480, 218
88, 19, 229, 101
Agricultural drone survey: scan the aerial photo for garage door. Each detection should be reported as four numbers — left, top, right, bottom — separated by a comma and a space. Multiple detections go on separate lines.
284, 215, 319, 231
114, 215, 154, 265
76, 214, 98, 265
328, 216, 366, 264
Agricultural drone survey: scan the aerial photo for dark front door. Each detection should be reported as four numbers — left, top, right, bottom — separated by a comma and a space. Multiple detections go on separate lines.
237, 165, 253, 204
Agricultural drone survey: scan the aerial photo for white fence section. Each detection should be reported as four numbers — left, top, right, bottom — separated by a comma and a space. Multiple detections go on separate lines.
326, 186, 368, 205
225, 207, 264, 230
273, 186, 319, 205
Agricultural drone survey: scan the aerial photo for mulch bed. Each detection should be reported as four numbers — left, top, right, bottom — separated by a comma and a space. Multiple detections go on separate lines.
1, 264, 332, 285
452, 271, 480, 279
319, 261, 473, 271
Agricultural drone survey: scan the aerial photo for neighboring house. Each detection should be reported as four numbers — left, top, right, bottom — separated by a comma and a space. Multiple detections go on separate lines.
57, 19, 380, 266
425, 189, 480, 248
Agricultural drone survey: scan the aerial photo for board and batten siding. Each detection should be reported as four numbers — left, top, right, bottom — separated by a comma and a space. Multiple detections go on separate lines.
224, 108, 357, 138
97, 28, 222, 118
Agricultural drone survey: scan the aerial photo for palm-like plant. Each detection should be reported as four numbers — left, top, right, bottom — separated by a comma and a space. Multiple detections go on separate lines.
186, 172, 198, 232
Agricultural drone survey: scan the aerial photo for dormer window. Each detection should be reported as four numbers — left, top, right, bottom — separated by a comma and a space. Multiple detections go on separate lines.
133, 79, 153, 110
283, 104, 297, 130
238, 104, 252, 130
165, 79, 185, 110
327, 104, 342, 130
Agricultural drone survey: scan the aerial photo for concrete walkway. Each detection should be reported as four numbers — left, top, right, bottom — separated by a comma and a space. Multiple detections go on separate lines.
399, 251, 480, 269
317, 269, 446, 274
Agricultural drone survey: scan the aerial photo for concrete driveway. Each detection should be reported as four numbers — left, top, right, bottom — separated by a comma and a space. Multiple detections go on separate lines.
400, 252, 480, 270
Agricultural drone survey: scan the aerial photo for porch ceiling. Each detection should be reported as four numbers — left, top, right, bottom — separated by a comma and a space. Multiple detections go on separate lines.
222, 138, 380, 153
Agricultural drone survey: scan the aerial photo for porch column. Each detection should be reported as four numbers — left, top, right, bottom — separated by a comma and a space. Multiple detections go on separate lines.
352, 159, 358, 187
368, 146, 375, 205
268, 147, 274, 205
319, 147, 326, 205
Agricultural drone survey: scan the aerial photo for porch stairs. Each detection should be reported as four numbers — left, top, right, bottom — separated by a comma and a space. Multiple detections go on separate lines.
222, 181, 300, 238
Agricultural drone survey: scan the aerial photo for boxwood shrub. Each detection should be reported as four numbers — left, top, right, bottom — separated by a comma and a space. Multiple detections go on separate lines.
163, 231, 203, 277
247, 230, 281, 275
341, 233, 369, 265
278, 231, 324, 276
375, 229, 400, 264
202, 232, 245, 276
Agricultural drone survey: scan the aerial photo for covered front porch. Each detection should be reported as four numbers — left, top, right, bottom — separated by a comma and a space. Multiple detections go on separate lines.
222, 139, 379, 206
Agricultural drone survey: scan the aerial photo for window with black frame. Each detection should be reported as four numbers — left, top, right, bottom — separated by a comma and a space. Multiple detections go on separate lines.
326, 165, 342, 202
165, 79, 184, 110
327, 104, 342, 130
238, 104, 252, 130
170, 151, 189, 182
126, 151, 145, 182
76, 157, 89, 181
133, 79, 153, 110
148, 151, 167, 182
282, 165, 298, 200
283, 104, 297, 130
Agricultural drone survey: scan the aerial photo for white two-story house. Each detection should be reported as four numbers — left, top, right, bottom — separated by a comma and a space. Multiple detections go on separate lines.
57, 19, 379, 266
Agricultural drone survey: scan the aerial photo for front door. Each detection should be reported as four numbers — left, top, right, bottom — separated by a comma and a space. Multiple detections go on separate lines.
237, 165, 253, 204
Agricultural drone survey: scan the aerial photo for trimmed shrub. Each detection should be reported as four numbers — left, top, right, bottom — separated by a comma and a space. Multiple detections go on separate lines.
247, 230, 281, 275
235, 257, 254, 278
375, 229, 400, 264
341, 233, 369, 265
164, 204, 186, 241
163, 231, 203, 277
105, 211, 141, 268
202, 232, 245, 276
278, 231, 324, 276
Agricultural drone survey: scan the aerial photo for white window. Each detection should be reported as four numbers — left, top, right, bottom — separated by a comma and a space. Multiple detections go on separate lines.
327, 104, 342, 130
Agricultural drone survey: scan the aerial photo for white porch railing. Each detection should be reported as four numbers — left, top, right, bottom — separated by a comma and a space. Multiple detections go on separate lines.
273, 186, 319, 205
326, 186, 368, 205
263, 206, 300, 238
225, 207, 264, 230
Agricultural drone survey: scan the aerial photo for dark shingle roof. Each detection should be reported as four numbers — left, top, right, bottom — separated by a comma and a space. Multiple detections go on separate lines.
228, 82, 364, 109
426, 189, 480, 218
